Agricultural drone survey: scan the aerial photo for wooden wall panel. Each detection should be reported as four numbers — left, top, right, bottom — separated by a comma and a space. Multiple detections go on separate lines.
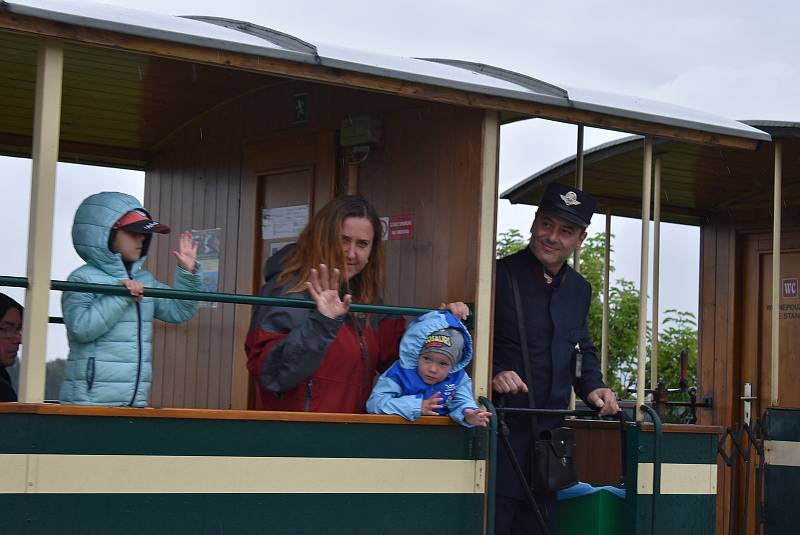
146, 79, 483, 409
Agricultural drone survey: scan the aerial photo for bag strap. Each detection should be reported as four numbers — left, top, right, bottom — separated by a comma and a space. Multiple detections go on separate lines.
507, 267, 540, 440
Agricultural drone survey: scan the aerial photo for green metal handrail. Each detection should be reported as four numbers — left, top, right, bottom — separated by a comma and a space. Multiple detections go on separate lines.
0, 275, 451, 319
480, 396, 497, 535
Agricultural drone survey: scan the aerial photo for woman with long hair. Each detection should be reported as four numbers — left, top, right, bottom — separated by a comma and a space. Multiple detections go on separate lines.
245, 195, 467, 413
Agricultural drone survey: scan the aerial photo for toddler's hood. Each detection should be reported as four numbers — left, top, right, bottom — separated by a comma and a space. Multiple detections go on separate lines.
398, 310, 473, 373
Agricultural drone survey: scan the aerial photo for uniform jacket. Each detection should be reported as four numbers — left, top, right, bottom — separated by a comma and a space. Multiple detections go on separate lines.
367, 310, 478, 427
245, 246, 406, 413
493, 247, 606, 499
59, 192, 200, 407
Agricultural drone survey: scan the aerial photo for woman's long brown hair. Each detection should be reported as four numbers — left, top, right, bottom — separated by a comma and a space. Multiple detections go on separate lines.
277, 195, 385, 304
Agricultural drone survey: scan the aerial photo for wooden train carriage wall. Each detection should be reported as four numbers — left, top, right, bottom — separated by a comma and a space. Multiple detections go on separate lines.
698, 136, 800, 535
142, 63, 487, 410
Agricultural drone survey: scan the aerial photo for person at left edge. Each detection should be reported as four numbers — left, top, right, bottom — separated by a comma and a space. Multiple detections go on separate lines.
59, 192, 201, 407
245, 195, 469, 413
0, 293, 23, 402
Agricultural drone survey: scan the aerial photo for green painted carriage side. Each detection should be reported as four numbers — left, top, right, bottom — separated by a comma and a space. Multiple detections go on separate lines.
763, 408, 800, 535
0, 412, 488, 535
0, 412, 485, 459
3, 493, 484, 535
624, 426, 718, 535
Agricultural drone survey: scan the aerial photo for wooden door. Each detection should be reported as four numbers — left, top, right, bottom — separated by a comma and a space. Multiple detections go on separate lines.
735, 229, 800, 533
231, 132, 336, 409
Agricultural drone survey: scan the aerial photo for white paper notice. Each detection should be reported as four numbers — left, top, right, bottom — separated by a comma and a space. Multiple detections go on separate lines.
261, 205, 309, 240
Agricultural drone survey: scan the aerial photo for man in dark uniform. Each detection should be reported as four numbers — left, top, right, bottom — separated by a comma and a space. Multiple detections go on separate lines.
492, 183, 619, 535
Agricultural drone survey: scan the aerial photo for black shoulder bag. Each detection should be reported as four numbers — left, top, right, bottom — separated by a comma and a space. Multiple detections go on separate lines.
509, 270, 578, 494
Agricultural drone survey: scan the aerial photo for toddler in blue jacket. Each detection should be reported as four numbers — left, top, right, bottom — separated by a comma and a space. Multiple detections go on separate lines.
367, 310, 491, 427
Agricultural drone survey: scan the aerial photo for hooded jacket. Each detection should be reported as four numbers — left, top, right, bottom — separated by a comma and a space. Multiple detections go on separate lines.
245, 245, 406, 413
366, 310, 479, 427
59, 192, 200, 407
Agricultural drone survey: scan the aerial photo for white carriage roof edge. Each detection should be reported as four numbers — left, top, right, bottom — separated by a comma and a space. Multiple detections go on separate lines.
4, 0, 771, 142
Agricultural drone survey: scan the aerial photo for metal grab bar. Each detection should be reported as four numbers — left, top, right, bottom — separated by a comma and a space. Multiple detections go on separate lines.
0, 275, 445, 318
638, 404, 662, 535
480, 396, 497, 535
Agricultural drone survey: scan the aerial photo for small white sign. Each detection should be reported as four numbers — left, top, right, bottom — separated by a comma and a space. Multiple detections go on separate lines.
379, 217, 389, 240
261, 205, 309, 240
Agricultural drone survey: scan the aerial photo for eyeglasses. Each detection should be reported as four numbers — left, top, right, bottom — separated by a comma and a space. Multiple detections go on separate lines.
0, 323, 22, 337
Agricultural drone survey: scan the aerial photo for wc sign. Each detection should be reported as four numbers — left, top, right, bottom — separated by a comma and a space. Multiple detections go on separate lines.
783, 278, 799, 298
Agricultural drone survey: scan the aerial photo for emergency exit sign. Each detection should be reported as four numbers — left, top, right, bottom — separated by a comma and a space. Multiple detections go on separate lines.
783, 278, 798, 298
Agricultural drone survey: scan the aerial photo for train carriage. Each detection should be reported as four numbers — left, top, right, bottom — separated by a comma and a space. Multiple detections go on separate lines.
0, 1, 777, 534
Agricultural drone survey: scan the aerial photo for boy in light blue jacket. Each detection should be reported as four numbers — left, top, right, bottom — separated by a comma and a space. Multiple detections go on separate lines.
367, 310, 491, 427
60, 192, 201, 407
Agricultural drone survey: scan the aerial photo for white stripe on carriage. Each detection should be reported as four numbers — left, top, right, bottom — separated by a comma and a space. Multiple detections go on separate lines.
637, 463, 717, 495
0, 454, 485, 494
765, 440, 800, 467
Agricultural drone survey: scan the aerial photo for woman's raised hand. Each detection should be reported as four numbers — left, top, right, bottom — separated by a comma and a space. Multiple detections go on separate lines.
307, 264, 352, 319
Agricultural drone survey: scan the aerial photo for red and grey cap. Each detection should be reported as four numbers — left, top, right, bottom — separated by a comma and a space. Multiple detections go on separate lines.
112, 209, 170, 234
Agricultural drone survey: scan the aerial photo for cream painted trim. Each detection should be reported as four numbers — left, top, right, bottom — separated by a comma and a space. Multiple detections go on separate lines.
637, 463, 717, 495
473, 111, 500, 400
0, 454, 485, 494
765, 440, 800, 467
635, 137, 653, 421
771, 141, 782, 405
19, 39, 64, 403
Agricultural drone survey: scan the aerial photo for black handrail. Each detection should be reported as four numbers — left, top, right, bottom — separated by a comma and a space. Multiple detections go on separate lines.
638, 404, 662, 535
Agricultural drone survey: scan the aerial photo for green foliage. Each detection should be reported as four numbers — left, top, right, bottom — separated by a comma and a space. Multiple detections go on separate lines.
496, 229, 528, 258
7, 357, 66, 401
497, 228, 699, 401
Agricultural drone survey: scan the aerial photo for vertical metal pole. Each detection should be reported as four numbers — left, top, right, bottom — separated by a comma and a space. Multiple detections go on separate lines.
771, 141, 782, 406
651, 157, 662, 390
19, 40, 63, 403
569, 125, 585, 411
636, 137, 653, 421
474, 110, 500, 401
601, 209, 611, 380
573, 125, 585, 272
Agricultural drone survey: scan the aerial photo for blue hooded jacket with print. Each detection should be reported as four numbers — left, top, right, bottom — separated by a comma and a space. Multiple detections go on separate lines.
366, 310, 478, 426
59, 192, 200, 407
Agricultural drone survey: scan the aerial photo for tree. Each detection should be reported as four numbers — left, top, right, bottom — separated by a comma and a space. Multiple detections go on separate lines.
496, 229, 527, 258
7, 358, 66, 401
496, 228, 699, 401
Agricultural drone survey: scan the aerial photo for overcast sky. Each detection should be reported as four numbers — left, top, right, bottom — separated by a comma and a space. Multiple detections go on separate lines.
3, 0, 799, 360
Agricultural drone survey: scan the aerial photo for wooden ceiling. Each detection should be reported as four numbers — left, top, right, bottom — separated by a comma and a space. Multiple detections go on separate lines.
0, 29, 283, 169
503, 132, 800, 226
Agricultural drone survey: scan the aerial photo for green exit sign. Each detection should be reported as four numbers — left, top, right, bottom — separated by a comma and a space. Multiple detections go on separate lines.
293, 93, 308, 123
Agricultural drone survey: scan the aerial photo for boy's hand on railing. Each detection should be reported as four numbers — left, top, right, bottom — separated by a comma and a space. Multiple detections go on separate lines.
492, 371, 529, 394
120, 279, 144, 302
172, 231, 198, 273
464, 408, 492, 427
307, 264, 352, 319
421, 392, 444, 415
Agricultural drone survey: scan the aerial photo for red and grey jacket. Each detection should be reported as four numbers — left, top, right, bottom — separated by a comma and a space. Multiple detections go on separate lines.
245, 246, 406, 413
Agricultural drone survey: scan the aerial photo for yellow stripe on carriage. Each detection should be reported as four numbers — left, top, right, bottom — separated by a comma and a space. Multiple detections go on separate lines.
0, 454, 485, 494
765, 440, 800, 467
637, 463, 717, 495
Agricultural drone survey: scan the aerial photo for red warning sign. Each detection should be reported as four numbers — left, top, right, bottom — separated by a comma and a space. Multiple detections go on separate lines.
387, 215, 414, 240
